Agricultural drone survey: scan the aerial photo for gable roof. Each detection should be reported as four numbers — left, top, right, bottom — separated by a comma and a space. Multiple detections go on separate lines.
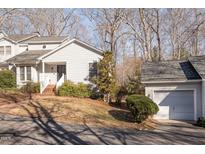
23, 36, 68, 44
0, 37, 17, 44
7, 50, 51, 65
7, 34, 38, 43
141, 60, 202, 83
38, 38, 103, 60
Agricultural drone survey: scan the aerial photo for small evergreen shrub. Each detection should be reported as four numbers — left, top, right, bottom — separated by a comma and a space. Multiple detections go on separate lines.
197, 117, 205, 128
20, 82, 40, 93
89, 85, 103, 99
0, 70, 16, 88
126, 94, 159, 123
58, 81, 91, 98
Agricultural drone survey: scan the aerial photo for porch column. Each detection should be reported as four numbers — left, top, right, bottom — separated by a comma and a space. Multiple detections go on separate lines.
66, 62, 69, 80
42, 61, 45, 80
202, 79, 205, 117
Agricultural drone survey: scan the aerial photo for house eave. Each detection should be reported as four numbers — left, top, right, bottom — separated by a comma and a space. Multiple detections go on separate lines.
141, 79, 202, 84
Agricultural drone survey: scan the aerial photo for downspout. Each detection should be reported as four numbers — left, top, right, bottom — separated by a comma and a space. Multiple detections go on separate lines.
202, 79, 205, 117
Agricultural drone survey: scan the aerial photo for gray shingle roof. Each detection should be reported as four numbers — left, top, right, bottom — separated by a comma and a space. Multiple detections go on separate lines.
7, 50, 51, 64
24, 36, 67, 43
0, 62, 9, 68
7, 34, 37, 42
141, 60, 201, 82
189, 55, 205, 79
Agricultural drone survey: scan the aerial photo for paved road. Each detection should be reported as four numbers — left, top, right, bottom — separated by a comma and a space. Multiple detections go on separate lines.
0, 114, 205, 145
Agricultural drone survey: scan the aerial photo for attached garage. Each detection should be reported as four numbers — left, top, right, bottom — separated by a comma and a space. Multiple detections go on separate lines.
141, 58, 205, 121
153, 90, 196, 121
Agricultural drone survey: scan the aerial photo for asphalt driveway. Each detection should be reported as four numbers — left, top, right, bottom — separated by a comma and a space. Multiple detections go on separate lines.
0, 114, 205, 145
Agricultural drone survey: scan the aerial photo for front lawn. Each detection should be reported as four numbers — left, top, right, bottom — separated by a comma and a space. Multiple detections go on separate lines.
0, 91, 157, 130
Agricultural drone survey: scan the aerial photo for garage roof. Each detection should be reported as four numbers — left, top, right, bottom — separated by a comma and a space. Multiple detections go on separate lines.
189, 55, 205, 79
141, 60, 202, 82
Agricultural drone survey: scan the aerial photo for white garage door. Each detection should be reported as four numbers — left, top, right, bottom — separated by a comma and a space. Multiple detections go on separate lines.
154, 90, 194, 120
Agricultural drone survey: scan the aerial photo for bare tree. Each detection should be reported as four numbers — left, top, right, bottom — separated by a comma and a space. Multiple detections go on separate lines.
83, 8, 127, 64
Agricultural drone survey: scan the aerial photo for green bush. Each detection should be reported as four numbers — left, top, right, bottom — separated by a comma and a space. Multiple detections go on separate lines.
0, 70, 16, 88
58, 81, 91, 98
89, 85, 103, 99
20, 82, 40, 93
197, 117, 205, 128
126, 94, 159, 123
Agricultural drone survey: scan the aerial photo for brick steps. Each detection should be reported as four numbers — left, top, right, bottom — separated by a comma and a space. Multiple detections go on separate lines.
42, 84, 56, 96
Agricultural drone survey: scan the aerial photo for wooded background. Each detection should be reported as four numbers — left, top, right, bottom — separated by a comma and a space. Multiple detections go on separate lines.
1, 8, 205, 85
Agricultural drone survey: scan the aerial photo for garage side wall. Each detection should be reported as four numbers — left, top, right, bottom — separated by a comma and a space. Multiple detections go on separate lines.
145, 82, 202, 119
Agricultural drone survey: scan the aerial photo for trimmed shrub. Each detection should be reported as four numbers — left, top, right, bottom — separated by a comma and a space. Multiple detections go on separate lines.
20, 82, 40, 93
89, 85, 103, 99
197, 117, 205, 128
58, 81, 91, 98
126, 94, 159, 123
0, 70, 16, 88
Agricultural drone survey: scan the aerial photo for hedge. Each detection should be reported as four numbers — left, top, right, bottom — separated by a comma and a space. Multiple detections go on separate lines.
0, 70, 16, 88
126, 94, 159, 123
58, 81, 91, 98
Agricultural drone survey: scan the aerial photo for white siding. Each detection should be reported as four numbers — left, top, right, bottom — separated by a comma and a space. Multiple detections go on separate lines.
145, 82, 202, 120
28, 43, 60, 51
42, 42, 102, 83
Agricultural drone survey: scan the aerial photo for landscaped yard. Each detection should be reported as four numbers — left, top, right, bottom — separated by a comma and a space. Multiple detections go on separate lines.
0, 91, 157, 130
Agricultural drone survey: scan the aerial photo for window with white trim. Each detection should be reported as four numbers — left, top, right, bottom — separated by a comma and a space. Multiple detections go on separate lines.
89, 62, 97, 80
5, 46, 11, 55
0, 46, 4, 55
20, 66, 32, 81
0, 45, 12, 55
26, 66, 31, 81
20, 67, 25, 81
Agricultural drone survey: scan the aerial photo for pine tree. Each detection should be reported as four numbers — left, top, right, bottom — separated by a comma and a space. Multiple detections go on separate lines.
95, 51, 116, 102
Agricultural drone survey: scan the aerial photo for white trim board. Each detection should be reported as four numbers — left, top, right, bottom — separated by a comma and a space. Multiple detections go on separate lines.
142, 79, 202, 84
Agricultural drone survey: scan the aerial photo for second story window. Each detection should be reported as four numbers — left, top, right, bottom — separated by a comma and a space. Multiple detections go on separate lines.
5, 46, 11, 55
0, 46, 12, 56
0, 46, 4, 55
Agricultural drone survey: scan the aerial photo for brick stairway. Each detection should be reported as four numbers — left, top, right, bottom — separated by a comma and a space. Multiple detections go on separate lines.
42, 84, 56, 96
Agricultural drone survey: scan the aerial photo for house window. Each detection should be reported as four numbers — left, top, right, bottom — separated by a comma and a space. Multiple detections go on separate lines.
89, 62, 97, 80
20, 66, 32, 81
20, 67, 25, 81
5, 46, 11, 55
0, 46, 4, 55
26, 66, 31, 81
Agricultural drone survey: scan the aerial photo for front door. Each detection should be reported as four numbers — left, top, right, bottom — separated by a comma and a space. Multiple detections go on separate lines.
57, 65, 66, 81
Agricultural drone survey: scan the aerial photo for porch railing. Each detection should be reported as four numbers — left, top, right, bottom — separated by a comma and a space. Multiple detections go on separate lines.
40, 77, 50, 94
56, 73, 65, 92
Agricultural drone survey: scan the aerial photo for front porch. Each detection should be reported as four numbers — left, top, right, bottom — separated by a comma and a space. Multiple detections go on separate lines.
39, 61, 68, 94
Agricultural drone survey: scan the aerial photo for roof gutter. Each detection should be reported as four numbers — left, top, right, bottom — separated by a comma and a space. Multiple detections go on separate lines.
141, 79, 202, 84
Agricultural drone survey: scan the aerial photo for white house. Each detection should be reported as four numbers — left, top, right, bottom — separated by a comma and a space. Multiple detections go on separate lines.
0, 30, 40, 68
141, 58, 205, 121
0, 31, 103, 94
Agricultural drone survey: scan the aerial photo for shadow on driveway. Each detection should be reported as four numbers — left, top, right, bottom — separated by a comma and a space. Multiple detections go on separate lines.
0, 93, 205, 145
